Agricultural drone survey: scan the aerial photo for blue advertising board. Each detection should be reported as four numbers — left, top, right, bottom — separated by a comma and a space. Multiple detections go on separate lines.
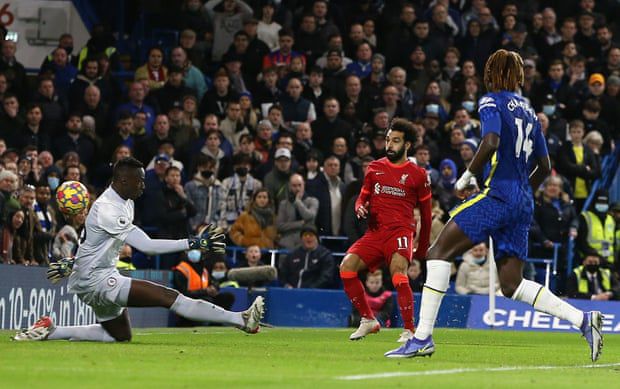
467, 295, 620, 333
0, 264, 170, 329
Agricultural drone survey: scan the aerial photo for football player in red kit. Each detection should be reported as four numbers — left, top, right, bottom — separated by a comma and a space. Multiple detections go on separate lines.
340, 118, 432, 342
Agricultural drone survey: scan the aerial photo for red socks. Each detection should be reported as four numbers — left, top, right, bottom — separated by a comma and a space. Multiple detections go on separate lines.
393, 273, 415, 331
340, 271, 374, 319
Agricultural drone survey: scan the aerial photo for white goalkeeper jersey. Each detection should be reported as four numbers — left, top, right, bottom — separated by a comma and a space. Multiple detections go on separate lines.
68, 187, 136, 294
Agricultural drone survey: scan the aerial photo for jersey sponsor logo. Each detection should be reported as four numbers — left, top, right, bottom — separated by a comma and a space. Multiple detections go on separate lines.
379, 185, 406, 197
399, 174, 409, 184
374, 182, 381, 194
107, 277, 117, 287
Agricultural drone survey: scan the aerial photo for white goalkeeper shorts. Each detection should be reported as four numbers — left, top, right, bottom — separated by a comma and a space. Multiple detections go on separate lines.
70, 269, 132, 322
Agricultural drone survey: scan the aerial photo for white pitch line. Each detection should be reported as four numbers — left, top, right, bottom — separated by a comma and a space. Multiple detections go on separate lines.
336, 362, 620, 380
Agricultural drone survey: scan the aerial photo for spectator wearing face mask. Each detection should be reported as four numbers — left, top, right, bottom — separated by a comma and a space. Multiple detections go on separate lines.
567, 253, 620, 300
172, 249, 236, 326
455, 243, 500, 295
576, 190, 615, 268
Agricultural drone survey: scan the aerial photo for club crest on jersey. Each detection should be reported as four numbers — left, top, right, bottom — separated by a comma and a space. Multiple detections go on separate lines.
117, 216, 128, 227
399, 174, 409, 184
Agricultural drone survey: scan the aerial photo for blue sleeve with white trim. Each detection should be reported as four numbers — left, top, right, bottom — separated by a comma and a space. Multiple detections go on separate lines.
479, 96, 501, 137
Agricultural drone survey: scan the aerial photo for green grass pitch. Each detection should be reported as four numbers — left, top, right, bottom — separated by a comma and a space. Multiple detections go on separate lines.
1, 327, 619, 388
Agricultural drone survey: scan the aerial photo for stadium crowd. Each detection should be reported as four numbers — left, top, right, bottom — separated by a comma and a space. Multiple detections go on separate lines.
0, 0, 619, 299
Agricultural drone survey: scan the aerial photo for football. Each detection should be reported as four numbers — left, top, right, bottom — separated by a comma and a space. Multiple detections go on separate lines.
56, 180, 90, 215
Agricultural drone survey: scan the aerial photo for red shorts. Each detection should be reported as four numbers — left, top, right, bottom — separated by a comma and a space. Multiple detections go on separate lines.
347, 228, 415, 272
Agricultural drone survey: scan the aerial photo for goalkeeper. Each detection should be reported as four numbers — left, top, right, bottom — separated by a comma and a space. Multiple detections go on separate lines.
14, 157, 264, 342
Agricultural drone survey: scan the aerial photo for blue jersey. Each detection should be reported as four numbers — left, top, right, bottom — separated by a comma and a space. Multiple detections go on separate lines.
478, 91, 548, 203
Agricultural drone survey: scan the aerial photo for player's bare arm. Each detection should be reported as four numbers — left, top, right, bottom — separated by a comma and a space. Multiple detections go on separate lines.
529, 154, 551, 192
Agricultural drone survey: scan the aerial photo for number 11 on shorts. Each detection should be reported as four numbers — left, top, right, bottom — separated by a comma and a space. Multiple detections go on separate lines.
397, 236, 408, 249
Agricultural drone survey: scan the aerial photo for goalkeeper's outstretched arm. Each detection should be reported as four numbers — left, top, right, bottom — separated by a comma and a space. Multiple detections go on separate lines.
125, 224, 226, 255
125, 227, 189, 255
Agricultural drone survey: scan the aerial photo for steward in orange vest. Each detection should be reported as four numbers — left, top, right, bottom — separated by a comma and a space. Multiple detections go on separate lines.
172, 250, 236, 326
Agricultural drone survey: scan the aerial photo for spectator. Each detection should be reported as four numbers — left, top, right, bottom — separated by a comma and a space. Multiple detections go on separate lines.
173, 248, 235, 326
311, 97, 353, 153
33, 182, 56, 264
407, 259, 423, 293
102, 112, 136, 163
229, 188, 277, 248
276, 173, 319, 250
346, 42, 373, 79
40, 33, 78, 70
567, 254, 620, 300
0, 170, 18, 225
0, 94, 25, 148
152, 66, 196, 115
170, 46, 207, 100
306, 155, 344, 236
236, 133, 262, 172
179, 29, 206, 73
455, 243, 500, 295
199, 69, 236, 120
280, 78, 316, 131
257, 1, 281, 51
0, 40, 28, 102
218, 154, 262, 231
348, 270, 393, 328
68, 56, 106, 109
160, 166, 196, 240
342, 156, 372, 244
53, 113, 96, 171
254, 67, 282, 112
530, 175, 578, 281
583, 131, 604, 157
19, 103, 51, 152
303, 149, 322, 181
198, 129, 232, 180
205, 0, 253, 62
219, 100, 249, 150
556, 120, 600, 211
1, 207, 26, 265
436, 158, 459, 215
264, 148, 292, 207
241, 244, 265, 267
263, 28, 305, 69
135, 47, 167, 91
321, 49, 348, 96
115, 82, 156, 135
279, 225, 335, 289
294, 14, 323, 66
18, 186, 42, 265
185, 155, 222, 232
77, 85, 109, 139
385, 3, 418, 63
577, 190, 615, 267
222, 51, 250, 95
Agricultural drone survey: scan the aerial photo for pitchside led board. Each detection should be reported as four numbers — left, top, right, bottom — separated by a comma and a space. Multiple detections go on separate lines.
467, 295, 620, 333
0, 265, 169, 330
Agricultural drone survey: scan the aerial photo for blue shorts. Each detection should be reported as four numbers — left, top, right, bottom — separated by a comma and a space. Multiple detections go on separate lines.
450, 192, 532, 260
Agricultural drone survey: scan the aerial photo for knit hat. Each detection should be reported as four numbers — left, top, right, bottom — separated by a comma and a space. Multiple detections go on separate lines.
461, 138, 479, 152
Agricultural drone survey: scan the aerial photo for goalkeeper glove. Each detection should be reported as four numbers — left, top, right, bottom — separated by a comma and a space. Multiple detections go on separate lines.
189, 224, 226, 254
47, 256, 75, 284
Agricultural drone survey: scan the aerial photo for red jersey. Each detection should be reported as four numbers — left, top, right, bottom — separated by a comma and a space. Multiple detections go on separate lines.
356, 158, 431, 232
